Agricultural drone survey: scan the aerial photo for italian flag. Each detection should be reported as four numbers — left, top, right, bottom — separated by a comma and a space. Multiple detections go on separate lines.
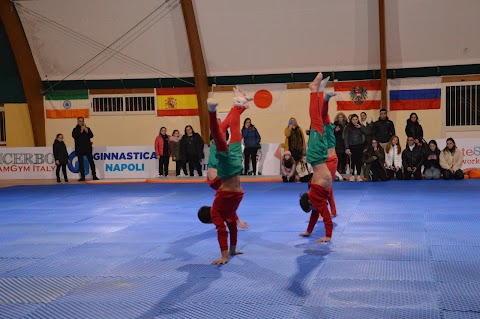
334, 80, 382, 110
156, 87, 199, 116
45, 90, 90, 119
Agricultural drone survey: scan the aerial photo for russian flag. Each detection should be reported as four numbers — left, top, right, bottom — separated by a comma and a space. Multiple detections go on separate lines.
389, 88, 441, 111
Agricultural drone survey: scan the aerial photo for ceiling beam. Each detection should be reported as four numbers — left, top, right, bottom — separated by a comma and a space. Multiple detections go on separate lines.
180, 0, 209, 143
0, 0, 45, 146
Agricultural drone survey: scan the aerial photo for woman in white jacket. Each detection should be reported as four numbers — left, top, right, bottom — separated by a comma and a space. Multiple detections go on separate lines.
440, 137, 464, 180
384, 135, 403, 180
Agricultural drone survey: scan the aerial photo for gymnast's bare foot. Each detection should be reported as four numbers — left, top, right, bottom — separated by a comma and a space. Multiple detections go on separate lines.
316, 237, 331, 243
299, 232, 311, 237
308, 72, 323, 92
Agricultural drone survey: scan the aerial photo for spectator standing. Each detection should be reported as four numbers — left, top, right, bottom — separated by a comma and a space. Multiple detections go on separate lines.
405, 113, 424, 145
333, 112, 348, 174
242, 118, 261, 175
155, 127, 170, 177
344, 114, 366, 181
169, 130, 187, 176
72, 117, 98, 181
360, 112, 374, 148
53, 133, 70, 183
440, 137, 464, 180
180, 125, 205, 176
373, 108, 396, 148
284, 117, 306, 162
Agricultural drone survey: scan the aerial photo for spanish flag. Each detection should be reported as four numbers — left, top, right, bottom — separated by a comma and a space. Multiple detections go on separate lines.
156, 88, 199, 116
44, 90, 90, 119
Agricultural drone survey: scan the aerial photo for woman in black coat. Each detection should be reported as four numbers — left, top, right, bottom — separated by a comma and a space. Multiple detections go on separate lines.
53, 134, 70, 183
334, 112, 348, 174
180, 125, 205, 176
405, 113, 424, 144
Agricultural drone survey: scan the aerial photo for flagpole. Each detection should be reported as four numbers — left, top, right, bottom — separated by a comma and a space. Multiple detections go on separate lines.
378, 0, 388, 110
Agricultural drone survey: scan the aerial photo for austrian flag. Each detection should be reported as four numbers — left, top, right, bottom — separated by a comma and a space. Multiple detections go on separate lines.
334, 80, 382, 110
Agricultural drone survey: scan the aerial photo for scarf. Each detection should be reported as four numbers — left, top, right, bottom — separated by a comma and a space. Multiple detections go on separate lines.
170, 135, 180, 143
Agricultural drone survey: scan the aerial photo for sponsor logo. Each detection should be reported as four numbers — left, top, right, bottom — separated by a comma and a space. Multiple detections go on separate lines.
68, 152, 89, 175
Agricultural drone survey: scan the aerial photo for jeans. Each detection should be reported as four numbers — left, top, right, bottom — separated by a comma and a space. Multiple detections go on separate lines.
424, 167, 441, 180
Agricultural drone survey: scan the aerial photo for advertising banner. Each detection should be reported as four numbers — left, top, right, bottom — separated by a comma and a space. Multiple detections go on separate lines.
0, 144, 281, 180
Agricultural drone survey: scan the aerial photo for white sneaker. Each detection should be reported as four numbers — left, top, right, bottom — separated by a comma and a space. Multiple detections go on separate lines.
349, 176, 355, 182
356, 175, 363, 182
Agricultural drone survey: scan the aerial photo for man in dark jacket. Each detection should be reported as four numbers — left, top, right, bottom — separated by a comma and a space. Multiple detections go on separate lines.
72, 117, 98, 181
402, 137, 424, 180
373, 109, 396, 148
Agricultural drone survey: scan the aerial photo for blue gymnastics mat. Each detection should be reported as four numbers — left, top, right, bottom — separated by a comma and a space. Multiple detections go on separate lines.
1, 180, 480, 318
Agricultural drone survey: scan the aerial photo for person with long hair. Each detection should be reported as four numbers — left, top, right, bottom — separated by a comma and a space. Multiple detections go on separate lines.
242, 118, 261, 175
385, 135, 403, 180
155, 127, 170, 177
180, 125, 204, 176
405, 113, 424, 145
440, 137, 464, 180
333, 112, 348, 174
169, 129, 187, 176
424, 140, 441, 180
363, 139, 387, 181
296, 155, 313, 183
53, 133, 70, 183
344, 114, 366, 181
284, 117, 306, 162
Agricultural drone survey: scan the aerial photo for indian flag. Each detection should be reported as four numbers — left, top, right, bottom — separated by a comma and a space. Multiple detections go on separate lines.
45, 90, 90, 119
156, 88, 199, 116
334, 80, 382, 110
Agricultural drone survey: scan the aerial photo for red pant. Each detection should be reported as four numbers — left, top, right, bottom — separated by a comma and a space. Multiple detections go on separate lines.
326, 155, 338, 215
210, 190, 244, 251
306, 184, 333, 237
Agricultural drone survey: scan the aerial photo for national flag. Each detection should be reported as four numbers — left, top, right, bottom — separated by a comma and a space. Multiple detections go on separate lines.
156, 88, 199, 116
235, 84, 287, 114
334, 80, 381, 110
44, 90, 90, 119
388, 77, 442, 111
389, 88, 441, 110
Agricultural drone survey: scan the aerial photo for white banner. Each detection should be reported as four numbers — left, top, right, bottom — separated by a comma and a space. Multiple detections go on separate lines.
0, 144, 281, 180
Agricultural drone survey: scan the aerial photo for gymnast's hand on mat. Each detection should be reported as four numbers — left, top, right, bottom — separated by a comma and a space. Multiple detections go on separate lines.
237, 220, 249, 229
316, 237, 331, 243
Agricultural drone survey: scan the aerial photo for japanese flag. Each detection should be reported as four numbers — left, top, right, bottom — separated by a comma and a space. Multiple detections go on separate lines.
236, 83, 287, 114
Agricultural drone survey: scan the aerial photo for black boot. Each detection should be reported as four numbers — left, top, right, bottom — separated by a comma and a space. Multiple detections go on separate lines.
93, 175, 99, 181
57, 177, 61, 183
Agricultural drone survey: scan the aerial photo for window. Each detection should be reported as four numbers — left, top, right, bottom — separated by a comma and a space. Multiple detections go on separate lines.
125, 96, 155, 112
0, 106, 5, 146
445, 84, 480, 127
91, 95, 155, 115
